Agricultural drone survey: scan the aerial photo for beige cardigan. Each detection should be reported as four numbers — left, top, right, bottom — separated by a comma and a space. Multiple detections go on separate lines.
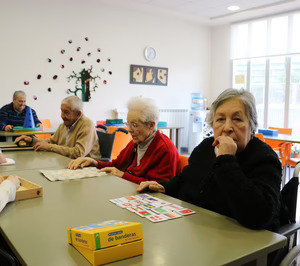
34, 115, 100, 159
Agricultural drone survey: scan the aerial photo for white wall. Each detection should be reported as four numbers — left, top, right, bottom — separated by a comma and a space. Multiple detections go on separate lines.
0, 0, 211, 129
209, 24, 231, 105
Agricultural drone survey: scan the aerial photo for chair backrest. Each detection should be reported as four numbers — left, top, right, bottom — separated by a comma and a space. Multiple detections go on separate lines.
180, 156, 189, 169
271, 164, 300, 266
269, 127, 293, 135
96, 125, 107, 132
255, 133, 265, 142
96, 131, 116, 162
40, 119, 52, 129
36, 119, 53, 140
108, 128, 132, 160
280, 175, 299, 225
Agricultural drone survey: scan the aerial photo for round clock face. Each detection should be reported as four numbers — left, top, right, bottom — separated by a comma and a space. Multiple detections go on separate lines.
145, 47, 156, 61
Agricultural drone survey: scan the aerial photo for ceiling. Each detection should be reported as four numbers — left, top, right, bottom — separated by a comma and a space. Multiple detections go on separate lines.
114, 0, 300, 26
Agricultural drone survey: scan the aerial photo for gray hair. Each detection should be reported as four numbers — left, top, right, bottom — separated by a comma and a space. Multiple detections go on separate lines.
127, 96, 159, 124
61, 96, 83, 113
13, 91, 26, 101
207, 88, 258, 134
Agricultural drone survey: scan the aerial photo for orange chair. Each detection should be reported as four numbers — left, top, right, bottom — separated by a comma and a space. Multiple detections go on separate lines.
36, 119, 52, 140
255, 134, 265, 142
180, 156, 189, 169
280, 142, 300, 185
107, 128, 132, 160
265, 128, 293, 165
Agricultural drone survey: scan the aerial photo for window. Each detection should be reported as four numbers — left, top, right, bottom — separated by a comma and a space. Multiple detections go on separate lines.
268, 56, 286, 128
232, 60, 247, 89
250, 58, 266, 128
231, 11, 300, 133
289, 55, 300, 133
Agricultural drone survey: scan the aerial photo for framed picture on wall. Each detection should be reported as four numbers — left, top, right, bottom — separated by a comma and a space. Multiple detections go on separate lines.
156, 67, 168, 86
130, 65, 145, 84
144, 67, 157, 84
130, 64, 168, 86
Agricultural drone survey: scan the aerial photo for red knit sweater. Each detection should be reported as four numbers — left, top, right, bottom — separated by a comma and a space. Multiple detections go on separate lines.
96, 131, 181, 184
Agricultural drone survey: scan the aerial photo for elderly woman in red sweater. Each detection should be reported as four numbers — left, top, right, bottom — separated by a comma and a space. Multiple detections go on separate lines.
68, 96, 181, 184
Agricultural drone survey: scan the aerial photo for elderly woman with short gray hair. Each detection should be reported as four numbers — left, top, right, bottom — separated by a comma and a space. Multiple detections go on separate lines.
69, 96, 181, 184
138, 88, 282, 231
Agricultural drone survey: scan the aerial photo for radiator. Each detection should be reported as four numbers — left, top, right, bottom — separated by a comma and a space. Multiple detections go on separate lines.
159, 109, 189, 151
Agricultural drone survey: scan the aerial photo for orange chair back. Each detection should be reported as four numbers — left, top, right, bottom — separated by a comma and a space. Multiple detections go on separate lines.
180, 156, 189, 169
269, 127, 292, 135
279, 142, 291, 167
110, 129, 132, 160
40, 119, 52, 129
255, 134, 265, 142
36, 119, 52, 140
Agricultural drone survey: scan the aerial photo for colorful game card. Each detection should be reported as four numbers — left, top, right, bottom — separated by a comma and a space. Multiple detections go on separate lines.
163, 212, 182, 219
109, 194, 195, 222
136, 209, 156, 218
116, 202, 135, 208
164, 204, 184, 212
110, 198, 127, 205
141, 203, 158, 210
146, 215, 169, 223
152, 207, 170, 215
176, 208, 196, 216
136, 194, 152, 200
154, 200, 170, 207
127, 206, 146, 213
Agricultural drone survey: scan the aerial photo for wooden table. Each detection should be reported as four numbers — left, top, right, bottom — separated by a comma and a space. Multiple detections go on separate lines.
0, 129, 55, 142
0, 151, 287, 266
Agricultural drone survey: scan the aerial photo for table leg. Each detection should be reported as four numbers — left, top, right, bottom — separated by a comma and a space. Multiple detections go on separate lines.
176, 128, 179, 149
169, 129, 173, 144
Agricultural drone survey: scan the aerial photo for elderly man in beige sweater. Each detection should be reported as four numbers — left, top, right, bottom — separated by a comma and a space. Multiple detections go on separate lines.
15, 96, 100, 159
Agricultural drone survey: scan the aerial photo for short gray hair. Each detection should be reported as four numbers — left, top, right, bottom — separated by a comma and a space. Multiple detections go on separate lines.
127, 96, 159, 124
207, 88, 258, 134
13, 91, 26, 101
61, 96, 83, 113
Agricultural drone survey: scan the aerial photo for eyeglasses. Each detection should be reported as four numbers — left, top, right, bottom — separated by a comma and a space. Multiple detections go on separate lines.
126, 122, 142, 129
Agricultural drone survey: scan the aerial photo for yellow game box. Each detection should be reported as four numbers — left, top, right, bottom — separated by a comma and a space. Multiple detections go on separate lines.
73, 239, 144, 265
68, 220, 143, 251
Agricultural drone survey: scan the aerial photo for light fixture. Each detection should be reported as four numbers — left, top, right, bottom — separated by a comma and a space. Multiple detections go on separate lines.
227, 5, 240, 11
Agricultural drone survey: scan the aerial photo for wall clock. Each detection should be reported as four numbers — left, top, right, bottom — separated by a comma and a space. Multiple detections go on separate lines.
144, 47, 156, 61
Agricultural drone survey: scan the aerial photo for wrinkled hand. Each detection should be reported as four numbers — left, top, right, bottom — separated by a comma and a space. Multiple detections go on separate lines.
212, 136, 237, 157
137, 181, 166, 193
98, 167, 124, 178
5, 125, 14, 132
33, 141, 49, 151
15, 135, 33, 144
6, 176, 21, 190
68, 157, 98, 170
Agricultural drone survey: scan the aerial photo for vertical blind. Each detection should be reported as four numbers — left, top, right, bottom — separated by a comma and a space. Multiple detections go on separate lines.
231, 12, 300, 59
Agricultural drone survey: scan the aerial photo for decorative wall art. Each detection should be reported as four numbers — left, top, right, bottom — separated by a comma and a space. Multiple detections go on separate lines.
130, 64, 168, 86
22, 37, 113, 102
67, 66, 100, 102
